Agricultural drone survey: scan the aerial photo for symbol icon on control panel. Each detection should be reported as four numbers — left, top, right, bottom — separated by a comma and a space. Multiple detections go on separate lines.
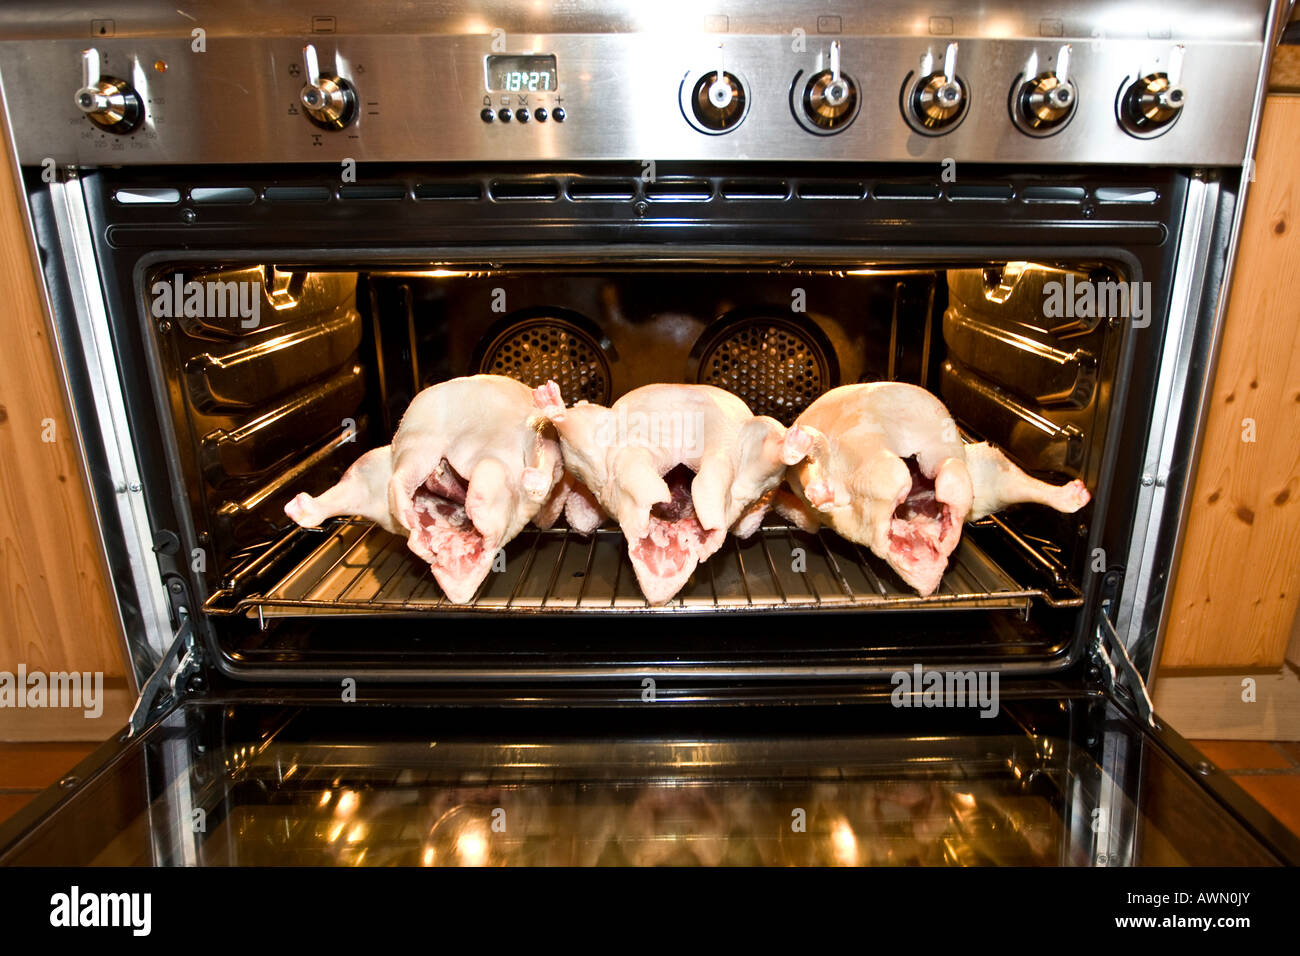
289, 63, 301, 77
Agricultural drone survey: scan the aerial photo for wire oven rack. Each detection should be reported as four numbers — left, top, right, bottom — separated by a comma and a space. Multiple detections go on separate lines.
204, 517, 1083, 620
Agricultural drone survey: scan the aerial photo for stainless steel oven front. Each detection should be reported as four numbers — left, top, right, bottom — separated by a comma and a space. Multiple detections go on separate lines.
0, 0, 1295, 868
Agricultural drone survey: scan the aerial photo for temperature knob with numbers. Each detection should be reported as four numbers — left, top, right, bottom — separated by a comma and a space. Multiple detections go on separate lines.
1011, 45, 1078, 136
902, 43, 967, 135
74, 48, 144, 134
794, 41, 860, 134
1117, 45, 1186, 137
299, 43, 357, 130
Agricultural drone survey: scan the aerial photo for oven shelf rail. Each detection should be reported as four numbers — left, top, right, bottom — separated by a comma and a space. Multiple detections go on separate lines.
203, 517, 1083, 622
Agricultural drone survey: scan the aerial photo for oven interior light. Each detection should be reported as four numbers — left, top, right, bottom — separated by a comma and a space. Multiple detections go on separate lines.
335, 789, 360, 817
830, 817, 859, 866
456, 828, 489, 866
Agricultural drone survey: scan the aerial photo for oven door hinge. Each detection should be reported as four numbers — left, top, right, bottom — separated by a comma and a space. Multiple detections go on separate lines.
127, 613, 200, 738
1092, 598, 1155, 728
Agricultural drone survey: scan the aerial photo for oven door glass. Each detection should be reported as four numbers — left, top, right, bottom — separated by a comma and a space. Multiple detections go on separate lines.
2, 691, 1294, 867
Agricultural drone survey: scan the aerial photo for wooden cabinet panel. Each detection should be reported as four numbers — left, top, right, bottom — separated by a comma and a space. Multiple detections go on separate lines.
1162, 96, 1300, 669
0, 126, 127, 686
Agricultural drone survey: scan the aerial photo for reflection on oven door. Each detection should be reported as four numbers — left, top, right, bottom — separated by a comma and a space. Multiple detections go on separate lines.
0, 695, 1288, 867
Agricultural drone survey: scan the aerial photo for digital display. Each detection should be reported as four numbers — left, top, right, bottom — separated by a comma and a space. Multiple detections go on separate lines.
485, 54, 558, 93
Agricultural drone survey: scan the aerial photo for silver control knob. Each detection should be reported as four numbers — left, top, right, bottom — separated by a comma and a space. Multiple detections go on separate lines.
688, 47, 747, 132
299, 43, 357, 130
706, 51, 735, 110
1118, 45, 1186, 137
74, 48, 144, 134
1012, 45, 1078, 136
903, 42, 968, 134
795, 40, 861, 134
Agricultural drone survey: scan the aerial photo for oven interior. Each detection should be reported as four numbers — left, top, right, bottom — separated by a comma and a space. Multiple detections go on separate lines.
152, 253, 1125, 677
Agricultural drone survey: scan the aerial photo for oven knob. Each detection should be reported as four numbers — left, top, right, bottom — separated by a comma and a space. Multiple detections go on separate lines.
74, 48, 144, 134
299, 43, 357, 130
796, 40, 860, 133
903, 42, 968, 135
1117, 45, 1186, 137
1011, 45, 1078, 136
687, 47, 747, 133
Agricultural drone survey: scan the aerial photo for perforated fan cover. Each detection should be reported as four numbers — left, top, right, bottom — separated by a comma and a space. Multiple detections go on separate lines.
696, 319, 830, 425
480, 319, 611, 406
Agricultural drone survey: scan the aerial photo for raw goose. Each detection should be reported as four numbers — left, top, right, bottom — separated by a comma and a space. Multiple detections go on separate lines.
533, 381, 812, 604
284, 374, 562, 603
780, 383, 1089, 596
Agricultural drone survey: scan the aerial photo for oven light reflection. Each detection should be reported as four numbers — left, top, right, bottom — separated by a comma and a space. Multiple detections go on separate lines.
830, 818, 859, 866
335, 789, 360, 817
382, 269, 475, 279
319, 790, 332, 806
456, 828, 489, 866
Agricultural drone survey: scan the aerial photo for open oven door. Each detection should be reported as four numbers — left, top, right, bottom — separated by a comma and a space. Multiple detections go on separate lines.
1, 660, 1296, 866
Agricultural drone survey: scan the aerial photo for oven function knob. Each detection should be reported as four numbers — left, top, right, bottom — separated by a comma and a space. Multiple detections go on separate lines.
298, 43, 358, 130
903, 42, 968, 135
795, 40, 860, 134
1011, 45, 1078, 136
693, 70, 746, 131
1117, 45, 1186, 137
74, 48, 144, 134
682, 46, 748, 134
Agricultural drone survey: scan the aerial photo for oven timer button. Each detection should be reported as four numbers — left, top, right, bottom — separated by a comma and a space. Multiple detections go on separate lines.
497, 108, 512, 122
517, 108, 530, 122
552, 107, 565, 122
480, 107, 495, 123
534, 107, 547, 122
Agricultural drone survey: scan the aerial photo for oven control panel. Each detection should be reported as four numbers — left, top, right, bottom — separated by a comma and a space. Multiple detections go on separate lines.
0, 0, 1274, 168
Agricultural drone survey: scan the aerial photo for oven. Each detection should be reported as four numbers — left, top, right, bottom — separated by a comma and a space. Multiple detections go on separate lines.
0, 0, 1296, 868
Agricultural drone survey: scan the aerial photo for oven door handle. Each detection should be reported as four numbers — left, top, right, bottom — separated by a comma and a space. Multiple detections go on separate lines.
127, 614, 197, 738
